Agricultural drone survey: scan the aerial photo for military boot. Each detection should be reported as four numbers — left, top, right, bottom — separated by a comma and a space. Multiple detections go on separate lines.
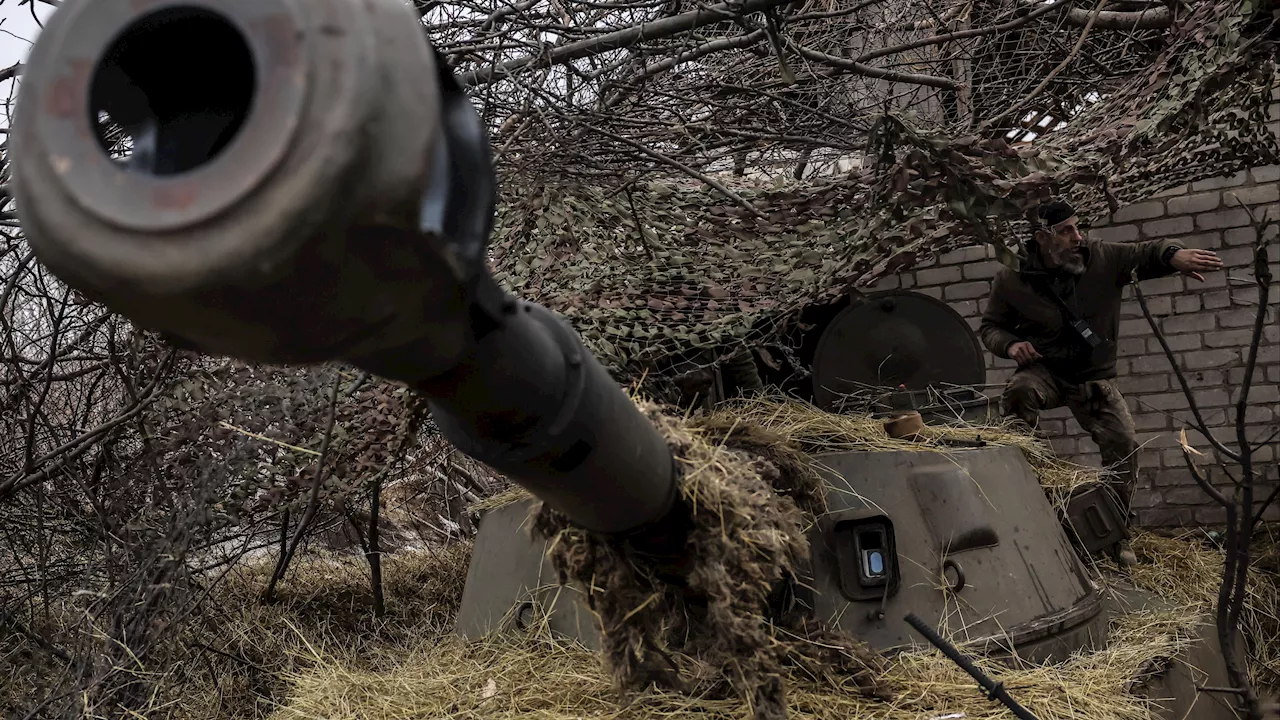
1111, 458, 1140, 568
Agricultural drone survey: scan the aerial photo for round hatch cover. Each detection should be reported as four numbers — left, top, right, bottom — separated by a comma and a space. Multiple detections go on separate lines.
811, 290, 987, 410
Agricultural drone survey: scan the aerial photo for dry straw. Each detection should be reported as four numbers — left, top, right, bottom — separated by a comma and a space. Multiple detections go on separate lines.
262, 543, 1276, 720
474, 396, 1103, 516
165, 397, 1278, 719
1124, 529, 1280, 693
527, 400, 888, 720
172, 527, 1278, 720
260, 397, 1278, 720
270, 609, 1196, 720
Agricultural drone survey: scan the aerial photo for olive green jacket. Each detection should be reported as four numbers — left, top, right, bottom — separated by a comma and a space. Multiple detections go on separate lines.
979, 237, 1184, 383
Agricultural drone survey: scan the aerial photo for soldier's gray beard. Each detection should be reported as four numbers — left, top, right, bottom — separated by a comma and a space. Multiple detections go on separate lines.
1049, 248, 1086, 275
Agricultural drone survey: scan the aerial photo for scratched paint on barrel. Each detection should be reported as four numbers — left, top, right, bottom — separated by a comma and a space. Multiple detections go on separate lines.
44, 60, 92, 120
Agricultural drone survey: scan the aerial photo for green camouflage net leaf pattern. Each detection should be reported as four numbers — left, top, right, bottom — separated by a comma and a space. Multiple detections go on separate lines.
490, 0, 1280, 382
490, 180, 881, 377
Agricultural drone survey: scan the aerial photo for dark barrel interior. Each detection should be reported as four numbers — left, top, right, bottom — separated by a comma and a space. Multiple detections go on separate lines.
89, 6, 257, 176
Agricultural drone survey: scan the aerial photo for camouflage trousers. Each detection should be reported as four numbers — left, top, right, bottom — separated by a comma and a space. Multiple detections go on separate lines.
1000, 364, 1140, 524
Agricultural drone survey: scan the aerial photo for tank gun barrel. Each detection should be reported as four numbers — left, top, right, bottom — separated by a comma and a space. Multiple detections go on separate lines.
7, 0, 677, 535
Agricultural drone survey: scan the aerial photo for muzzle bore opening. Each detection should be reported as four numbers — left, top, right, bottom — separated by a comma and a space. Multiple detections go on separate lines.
89, 6, 256, 176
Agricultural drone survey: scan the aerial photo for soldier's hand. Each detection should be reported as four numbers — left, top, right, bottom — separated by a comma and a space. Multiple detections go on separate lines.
1170, 248, 1223, 282
1008, 341, 1042, 367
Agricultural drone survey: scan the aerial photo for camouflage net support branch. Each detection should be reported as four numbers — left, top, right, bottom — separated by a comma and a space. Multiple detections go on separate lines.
489, 1, 1280, 385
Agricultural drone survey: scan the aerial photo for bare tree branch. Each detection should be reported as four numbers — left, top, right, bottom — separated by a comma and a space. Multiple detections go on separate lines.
1062, 6, 1171, 29
0, 62, 24, 83
784, 39, 960, 88
853, 0, 1069, 64
262, 371, 343, 603
0, 349, 177, 499
1142, 196, 1276, 720
1131, 273, 1241, 462
460, 0, 798, 87
575, 119, 769, 217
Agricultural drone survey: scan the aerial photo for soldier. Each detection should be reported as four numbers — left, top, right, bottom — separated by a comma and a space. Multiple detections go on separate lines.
979, 199, 1224, 567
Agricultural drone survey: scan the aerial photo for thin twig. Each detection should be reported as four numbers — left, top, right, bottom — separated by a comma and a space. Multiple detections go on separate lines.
784, 38, 959, 88
1131, 273, 1240, 462
216, 422, 321, 457
262, 371, 343, 602
1180, 444, 1228, 507
368, 474, 385, 617
982, 0, 1109, 130
579, 121, 768, 218
1256, 483, 1280, 530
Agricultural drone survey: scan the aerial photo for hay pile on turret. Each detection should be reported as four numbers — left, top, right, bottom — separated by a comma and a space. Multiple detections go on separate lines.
529, 401, 891, 720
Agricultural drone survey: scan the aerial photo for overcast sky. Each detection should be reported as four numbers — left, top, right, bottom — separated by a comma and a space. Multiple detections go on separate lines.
0, 2, 55, 127
0, 2, 49, 62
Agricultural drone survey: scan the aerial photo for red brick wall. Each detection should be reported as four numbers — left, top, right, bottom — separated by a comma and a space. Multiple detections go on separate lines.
868, 161, 1280, 529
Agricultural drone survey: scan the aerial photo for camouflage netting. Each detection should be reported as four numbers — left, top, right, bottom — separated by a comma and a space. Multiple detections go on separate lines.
488, 0, 1280, 382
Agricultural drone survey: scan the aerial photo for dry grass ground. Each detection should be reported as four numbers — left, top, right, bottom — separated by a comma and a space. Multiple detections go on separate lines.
202, 400, 1279, 720
7, 398, 1275, 719
178, 528, 1273, 720
475, 397, 1101, 518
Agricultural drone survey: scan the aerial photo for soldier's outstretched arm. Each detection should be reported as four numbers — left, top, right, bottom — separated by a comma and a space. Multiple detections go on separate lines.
1100, 238, 1221, 283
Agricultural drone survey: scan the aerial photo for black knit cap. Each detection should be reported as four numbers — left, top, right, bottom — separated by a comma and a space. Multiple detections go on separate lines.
1035, 199, 1077, 228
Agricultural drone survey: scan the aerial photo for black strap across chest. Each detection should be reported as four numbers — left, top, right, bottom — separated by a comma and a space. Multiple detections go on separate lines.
1023, 273, 1083, 326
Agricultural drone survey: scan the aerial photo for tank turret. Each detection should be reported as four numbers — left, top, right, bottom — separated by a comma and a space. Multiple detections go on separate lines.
455, 286, 1122, 665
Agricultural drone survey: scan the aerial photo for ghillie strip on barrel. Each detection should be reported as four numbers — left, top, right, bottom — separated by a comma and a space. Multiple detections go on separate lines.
530, 400, 892, 720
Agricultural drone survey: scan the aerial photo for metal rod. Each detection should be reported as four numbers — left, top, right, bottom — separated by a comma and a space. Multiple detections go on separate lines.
904, 613, 1041, 720
1196, 686, 1248, 695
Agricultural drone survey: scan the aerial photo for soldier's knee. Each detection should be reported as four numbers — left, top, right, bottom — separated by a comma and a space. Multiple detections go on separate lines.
1097, 417, 1137, 457
1002, 378, 1044, 416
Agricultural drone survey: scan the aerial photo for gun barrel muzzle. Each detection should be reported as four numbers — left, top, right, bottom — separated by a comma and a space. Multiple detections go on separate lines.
13, 0, 460, 366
